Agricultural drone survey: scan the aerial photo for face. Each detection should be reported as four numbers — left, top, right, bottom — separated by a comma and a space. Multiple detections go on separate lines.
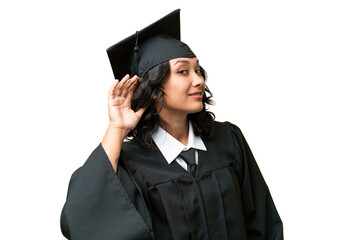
159, 57, 205, 118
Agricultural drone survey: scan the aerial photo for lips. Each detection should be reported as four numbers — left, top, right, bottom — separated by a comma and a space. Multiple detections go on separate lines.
189, 91, 202, 96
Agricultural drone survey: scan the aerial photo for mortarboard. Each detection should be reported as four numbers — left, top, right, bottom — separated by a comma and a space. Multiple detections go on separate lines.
107, 9, 196, 79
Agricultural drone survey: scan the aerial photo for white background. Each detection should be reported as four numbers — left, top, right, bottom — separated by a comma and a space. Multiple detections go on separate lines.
1, 0, 359, 239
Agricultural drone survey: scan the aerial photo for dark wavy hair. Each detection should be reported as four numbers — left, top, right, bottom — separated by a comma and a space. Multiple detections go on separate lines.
128, 60, 215, 149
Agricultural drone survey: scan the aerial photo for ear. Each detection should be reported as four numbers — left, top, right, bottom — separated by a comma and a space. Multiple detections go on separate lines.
152, 94, 157, 100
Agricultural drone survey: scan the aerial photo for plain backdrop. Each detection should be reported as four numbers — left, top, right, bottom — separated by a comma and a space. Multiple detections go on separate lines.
1, 0, 359, 239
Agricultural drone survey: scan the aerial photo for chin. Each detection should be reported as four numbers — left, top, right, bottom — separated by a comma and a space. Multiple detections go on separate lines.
188, 103, 204, 114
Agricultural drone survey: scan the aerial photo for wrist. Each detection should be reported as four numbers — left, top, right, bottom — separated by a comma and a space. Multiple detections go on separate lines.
107, 123, 130, 139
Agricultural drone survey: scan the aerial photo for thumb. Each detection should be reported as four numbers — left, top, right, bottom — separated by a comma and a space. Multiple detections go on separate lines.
135, 106, 147, 119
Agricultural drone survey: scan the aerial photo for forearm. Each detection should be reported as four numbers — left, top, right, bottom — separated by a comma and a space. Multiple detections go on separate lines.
101, 124, 129, 172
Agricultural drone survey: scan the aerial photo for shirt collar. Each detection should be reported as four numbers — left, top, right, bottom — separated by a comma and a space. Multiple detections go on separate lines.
152, 121, 207, 164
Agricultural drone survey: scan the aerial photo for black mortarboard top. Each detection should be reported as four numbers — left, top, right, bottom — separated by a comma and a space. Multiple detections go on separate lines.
107, 9, 196, 79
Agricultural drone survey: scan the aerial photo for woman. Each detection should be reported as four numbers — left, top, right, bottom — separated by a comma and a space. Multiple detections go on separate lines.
61, 9, 283, 240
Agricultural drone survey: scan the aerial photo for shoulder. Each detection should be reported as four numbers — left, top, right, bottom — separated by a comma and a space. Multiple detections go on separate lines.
212, 121, 243, 138
121, 140, 159, 161
122, 141, 147, 156
207, 121, 243, 148
211, 121, 247, 151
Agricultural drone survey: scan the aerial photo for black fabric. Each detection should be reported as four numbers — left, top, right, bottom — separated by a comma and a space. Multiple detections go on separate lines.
60, 147, 154, 240
107, 9, 195, 79
128, 34, 195, 77
60, 121, 283, 239
178, 148, 197, 177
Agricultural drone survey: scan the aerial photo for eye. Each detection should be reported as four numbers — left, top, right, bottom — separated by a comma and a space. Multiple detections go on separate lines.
177, 70, 188, 75
195, 69, 202, 75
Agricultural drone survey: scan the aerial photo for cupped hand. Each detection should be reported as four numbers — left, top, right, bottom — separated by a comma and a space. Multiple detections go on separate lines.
107, 74, 146, 133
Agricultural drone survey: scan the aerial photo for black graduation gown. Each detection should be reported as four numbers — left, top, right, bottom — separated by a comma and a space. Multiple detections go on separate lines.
61, 121, 283, 240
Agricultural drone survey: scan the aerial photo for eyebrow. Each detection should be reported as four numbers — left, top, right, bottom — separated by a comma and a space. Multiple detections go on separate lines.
174, 59, 199, 65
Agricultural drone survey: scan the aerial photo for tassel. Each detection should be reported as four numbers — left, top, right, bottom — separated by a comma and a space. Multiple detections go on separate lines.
132, 31, 140, 76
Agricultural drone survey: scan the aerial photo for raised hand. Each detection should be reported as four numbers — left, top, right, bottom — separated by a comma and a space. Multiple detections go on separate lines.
102, 74, 146, 171
107, 74, 146, 134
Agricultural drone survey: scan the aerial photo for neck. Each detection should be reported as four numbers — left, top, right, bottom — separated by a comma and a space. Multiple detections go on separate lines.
159, 112, 189, 146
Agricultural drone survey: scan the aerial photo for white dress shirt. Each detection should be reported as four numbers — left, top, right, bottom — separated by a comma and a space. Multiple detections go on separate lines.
151, 122, 207, 170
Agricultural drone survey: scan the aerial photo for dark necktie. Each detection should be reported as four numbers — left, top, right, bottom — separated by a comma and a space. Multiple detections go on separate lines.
179, 148, 197, 177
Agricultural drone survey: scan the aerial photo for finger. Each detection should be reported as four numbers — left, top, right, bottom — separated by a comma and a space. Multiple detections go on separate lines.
129, 76, 139, 90
125, 77, 139, 100
117, 74, 136, 97
120, 75, 139, 98
109, 79, 120, 99
122, 80, 138, 106
135, 106, 147, 119
115, 74, 130, 96
125, 75, 139, 89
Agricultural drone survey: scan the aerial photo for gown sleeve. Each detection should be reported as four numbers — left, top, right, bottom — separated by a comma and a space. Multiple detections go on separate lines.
60, 143, 154, 240
230, 123, 284, 240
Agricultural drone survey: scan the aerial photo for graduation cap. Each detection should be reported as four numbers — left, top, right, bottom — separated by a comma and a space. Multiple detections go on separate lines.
107, 9, 196, 79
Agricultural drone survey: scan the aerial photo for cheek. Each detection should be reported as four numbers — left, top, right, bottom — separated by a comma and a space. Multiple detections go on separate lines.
163, 82, 184, 98
163, 91, 180, 106
162, 87, 186, 108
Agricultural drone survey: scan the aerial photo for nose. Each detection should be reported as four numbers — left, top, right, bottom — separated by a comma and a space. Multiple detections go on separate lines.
192, 72, 205, 88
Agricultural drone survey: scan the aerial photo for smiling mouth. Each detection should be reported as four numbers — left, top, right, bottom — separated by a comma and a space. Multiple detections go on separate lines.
189, 93, 202, 96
